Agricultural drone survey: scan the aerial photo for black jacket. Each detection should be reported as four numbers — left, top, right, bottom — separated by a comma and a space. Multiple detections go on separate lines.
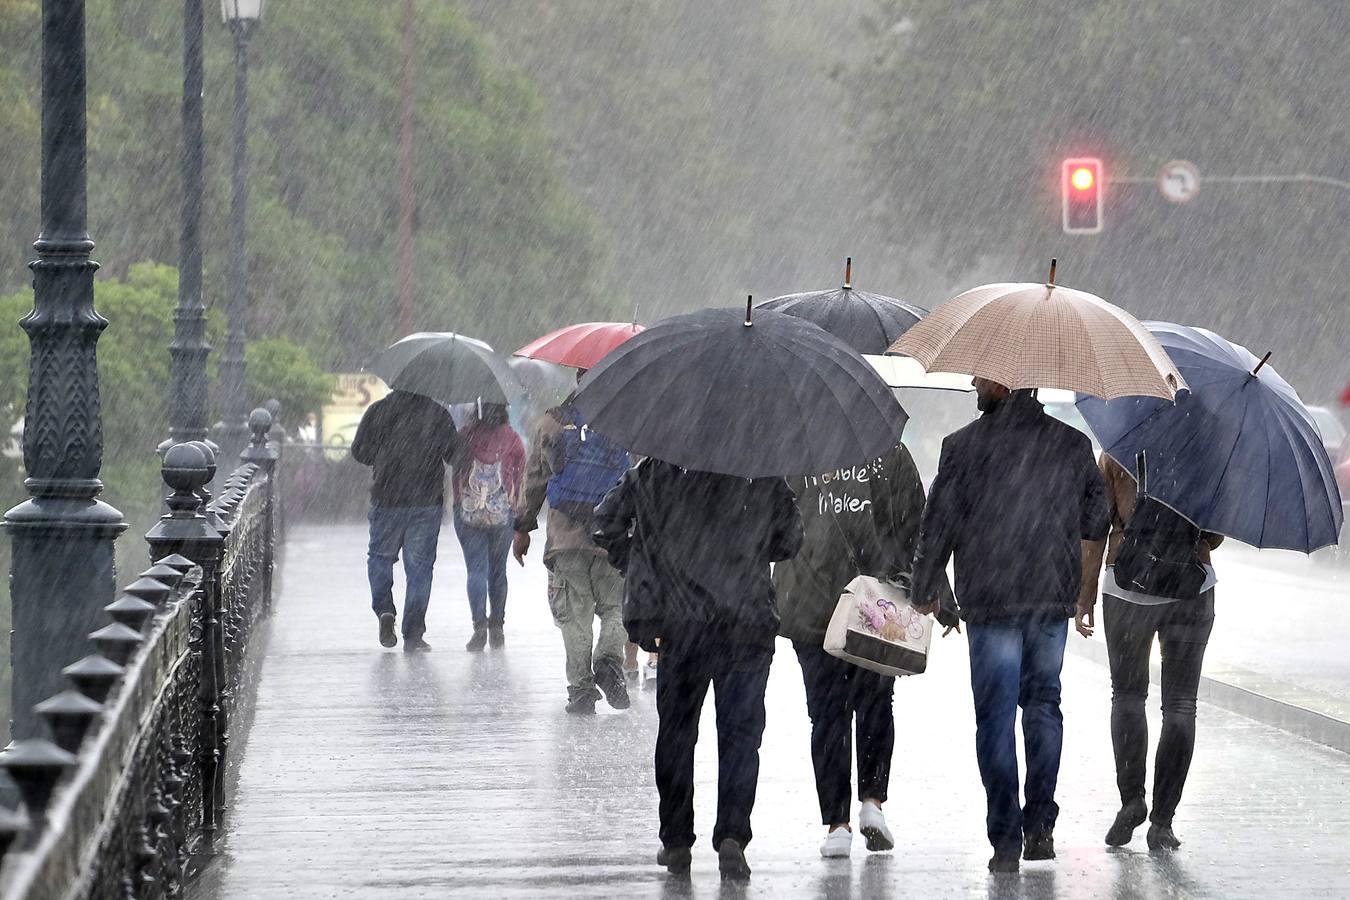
350, 391, 458, 508
911, 391, 1109, 623
774, 444, 957, 643
593, 458, 804, 652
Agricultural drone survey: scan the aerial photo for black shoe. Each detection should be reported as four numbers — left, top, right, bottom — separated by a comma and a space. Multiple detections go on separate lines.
403, 637, 432, 653
717, 839, 751, 881
988, 853, 1020, 873
488, 624, 505, 649
1105, 799, 1148, 847
656, 845, 691, 874
465, 628, 488, 652
1146, 823, 1181, 851
378, 613, 397, 648
1023, 832, 1055, 861
565, 694, 597, 715
594, 658, 631, 710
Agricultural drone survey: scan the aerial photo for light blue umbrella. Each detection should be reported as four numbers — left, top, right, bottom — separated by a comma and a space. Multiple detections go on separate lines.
1075, 322, 1341, 552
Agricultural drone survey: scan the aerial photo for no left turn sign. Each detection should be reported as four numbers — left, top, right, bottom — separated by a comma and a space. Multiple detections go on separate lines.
1159, 160, 1201, 203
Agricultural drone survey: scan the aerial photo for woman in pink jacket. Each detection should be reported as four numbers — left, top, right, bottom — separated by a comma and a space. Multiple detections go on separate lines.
453, 402, 526, 651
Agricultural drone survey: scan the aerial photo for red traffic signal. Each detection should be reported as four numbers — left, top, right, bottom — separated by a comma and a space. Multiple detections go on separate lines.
1062, 157, 1103, 234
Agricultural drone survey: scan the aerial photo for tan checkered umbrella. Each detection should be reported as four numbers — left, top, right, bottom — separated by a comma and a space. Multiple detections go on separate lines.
888, 264, 1184, 400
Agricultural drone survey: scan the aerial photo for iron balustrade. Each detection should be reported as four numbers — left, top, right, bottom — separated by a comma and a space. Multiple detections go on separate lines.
0, 410, 281, 899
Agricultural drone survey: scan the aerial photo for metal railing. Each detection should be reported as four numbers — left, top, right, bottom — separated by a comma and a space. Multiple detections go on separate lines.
0, 409, 281, 899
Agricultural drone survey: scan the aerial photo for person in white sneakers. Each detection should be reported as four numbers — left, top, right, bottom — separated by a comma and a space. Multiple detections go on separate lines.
774, 444, 956, 858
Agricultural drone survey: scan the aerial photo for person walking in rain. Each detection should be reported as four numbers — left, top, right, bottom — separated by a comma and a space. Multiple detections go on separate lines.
453, 401, 526, 651
351, 388, 459, 652
910, 378, 1108, 873
514, 374, 634, 714
1077, 452, 1222, 851
775, 444, 956, 859
594, 459, 803, 881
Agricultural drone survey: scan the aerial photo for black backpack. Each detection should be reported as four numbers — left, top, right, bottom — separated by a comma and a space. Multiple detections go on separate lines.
1113, 452, 1208, 600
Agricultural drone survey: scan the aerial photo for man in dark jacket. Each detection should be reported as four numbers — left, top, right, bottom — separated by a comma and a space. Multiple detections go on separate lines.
351, 389, 459, 652
775, 443, 956, 859
911, 379, 1108, 872
593, 459, 803, 881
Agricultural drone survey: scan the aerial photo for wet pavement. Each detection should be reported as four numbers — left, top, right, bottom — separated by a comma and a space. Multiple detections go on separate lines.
195, 524, 1350, 899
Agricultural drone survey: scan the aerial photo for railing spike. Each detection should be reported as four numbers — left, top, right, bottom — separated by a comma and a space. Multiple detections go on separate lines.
0, 739, 77, 812
62, 654, 126, 703
89, 623, 145, 666
35, 690, 104, 753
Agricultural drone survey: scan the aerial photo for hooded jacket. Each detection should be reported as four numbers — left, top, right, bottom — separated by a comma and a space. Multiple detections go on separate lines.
593, 458, 804, 652
775, 443, 957, 643
911, 390, 1109, 623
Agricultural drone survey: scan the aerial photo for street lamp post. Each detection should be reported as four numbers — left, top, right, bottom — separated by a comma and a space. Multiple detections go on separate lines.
5, 0, 127, 740
163, 0, 211, 454
216, 0, 265, 467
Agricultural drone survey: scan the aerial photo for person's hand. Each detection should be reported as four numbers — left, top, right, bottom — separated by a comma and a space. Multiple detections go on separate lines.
1074, 599, 1095, 638
512, 530, 530, 566
942, 621, 962, 638
912, 600, 939, 617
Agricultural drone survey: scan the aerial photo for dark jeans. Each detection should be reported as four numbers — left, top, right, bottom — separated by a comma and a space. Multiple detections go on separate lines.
793, 641, 895, 826
367, 505, 442, 641
453, 510, 512, 627
655, 635, 772, 850
966, 618, 1067, 856
1103, 592, 1214, 827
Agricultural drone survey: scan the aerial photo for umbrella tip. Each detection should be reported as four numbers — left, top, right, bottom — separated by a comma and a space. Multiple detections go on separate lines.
745, 294, 754, 327
1251, 350, 1272, 376
843, 257, 853, 290
1046, 258, 1057, 288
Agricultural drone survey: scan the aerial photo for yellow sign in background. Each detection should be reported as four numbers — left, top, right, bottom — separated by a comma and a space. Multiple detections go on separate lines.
321, 373, 388, 459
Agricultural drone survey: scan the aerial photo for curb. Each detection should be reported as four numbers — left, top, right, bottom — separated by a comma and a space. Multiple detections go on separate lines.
1065, 637, 1350, 755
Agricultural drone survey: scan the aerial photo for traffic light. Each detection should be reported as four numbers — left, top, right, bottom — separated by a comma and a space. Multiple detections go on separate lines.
1062, 157, 1103, 234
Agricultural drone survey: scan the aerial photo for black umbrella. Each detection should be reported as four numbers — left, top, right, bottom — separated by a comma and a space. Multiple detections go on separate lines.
366, 332, 520, 405
757, 258, 928, 354
573, 301, 908, 478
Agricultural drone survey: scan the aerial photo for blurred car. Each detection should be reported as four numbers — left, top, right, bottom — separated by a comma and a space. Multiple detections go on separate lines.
1306, 405, 1346, 460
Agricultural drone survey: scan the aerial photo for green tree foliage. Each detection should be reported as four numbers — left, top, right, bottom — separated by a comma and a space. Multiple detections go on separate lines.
858, 0, 1349, 398
246, 337, 333, 422
0, 1, 618, 371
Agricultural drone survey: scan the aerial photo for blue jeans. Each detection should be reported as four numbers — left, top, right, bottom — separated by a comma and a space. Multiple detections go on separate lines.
966, 618, 1068, 856
453, 510, 512, 627
367, 505, 442, 641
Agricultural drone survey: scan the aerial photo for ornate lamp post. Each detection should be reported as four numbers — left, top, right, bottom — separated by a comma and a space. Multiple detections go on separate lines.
5, 0, 127, 740
163, 0, 211, 454
216, 0, 265, 466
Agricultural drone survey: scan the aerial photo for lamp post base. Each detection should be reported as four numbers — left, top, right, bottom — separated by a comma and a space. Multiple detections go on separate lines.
5, 496, 126, 742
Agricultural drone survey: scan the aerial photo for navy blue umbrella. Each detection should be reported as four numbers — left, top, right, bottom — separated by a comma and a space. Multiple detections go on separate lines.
1076, 322, 1341, 551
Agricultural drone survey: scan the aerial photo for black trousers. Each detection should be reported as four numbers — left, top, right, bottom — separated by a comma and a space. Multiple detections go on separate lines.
794, 641, 895, 826
1103, 591, 1214, 827
655, 635, 772, 850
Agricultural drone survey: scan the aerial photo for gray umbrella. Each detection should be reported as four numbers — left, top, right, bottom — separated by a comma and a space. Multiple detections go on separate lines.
574, 302, 908, 478
366, 332, 520, 405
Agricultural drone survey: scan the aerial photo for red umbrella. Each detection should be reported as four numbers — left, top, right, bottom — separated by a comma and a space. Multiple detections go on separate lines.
514, 321, 644, 370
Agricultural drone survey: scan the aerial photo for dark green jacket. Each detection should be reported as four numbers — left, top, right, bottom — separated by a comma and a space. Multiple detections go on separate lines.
774, 444, 955, 644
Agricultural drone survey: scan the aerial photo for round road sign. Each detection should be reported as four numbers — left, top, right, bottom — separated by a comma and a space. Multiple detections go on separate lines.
1159, 160, 1201, 203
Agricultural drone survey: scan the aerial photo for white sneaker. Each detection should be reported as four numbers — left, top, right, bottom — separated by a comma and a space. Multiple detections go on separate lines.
819, 827, 852, 858
859, 802, 894, 852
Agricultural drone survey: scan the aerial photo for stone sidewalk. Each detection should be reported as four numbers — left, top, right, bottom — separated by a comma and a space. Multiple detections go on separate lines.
194, 524, 1350, 899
